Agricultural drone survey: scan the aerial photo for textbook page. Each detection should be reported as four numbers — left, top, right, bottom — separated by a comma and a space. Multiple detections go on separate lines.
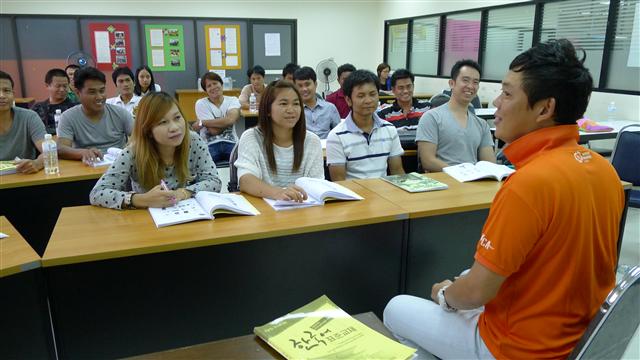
194, 191, 260, 216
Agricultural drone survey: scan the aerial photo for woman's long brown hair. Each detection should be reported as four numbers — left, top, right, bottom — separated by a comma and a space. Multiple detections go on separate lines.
257, 80, 306, 174
132, 92, 191, 190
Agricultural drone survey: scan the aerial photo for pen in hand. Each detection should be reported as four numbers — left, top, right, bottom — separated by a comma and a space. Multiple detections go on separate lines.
160, 179, 177, 205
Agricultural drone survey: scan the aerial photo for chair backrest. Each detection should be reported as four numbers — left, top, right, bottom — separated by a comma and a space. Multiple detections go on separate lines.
611, 124, 640, 186
227, 143, 240, 193
568, 265, 640, 359
429, 93, 451, 108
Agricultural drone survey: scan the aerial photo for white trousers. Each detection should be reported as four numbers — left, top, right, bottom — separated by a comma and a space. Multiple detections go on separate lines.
383, 294, 495, 360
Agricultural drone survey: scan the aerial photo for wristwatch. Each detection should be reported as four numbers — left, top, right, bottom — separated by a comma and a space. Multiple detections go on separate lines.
123, 192, 136, 209
437, 285, 457, 312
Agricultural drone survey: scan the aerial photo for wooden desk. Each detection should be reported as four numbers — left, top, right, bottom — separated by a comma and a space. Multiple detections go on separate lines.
356, 173, 497, 294
128, 312, 392, 360
0, 160, 106, 255
176, 89, 242, 122
0, 217, 54, 359
43, 181, 408, 358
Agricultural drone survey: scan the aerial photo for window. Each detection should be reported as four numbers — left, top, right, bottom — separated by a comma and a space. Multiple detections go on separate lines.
386, 23, 408, 70
441, 12, 481, 76
410, 17, 440, 75
540, 0, 610, 85
606, 0, 640, 91
482, 5, 535, 80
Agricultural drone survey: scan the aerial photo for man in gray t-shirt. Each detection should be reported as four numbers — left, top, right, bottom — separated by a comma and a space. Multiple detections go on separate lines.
57, 67, 133, 164
0, 71, 47, 173
416, 60, 496, 172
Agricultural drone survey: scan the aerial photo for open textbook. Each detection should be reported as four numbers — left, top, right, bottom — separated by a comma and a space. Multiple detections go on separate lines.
254, 295, 416, 360
264, 177, 364, 211
149, 191, 259, 228
90, 147, 123, 167
444, 161, 515, 182
382, 172, 448, 193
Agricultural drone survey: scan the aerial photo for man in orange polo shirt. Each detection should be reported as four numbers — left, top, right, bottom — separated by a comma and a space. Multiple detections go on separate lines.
384, 39, 625, 359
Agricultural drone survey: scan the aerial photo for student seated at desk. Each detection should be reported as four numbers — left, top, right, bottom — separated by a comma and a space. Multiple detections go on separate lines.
384, 39, 624, 360
57, 67, 134, 165
31, 68, 78, 135
65, 64, 79, 103
293, 66, 340, 139
191, 72, 241, 164
416, 59, 495, 172
326, 63, 355, 119
235, 80, 323, 202
239, 65, 266, 110
90, 92, 221, 209
326, 70, 405, 180
376, 62, 392, 92
281, 62, 299, 82
134, 65, 161, 97
376, 69, 431, 129
106, 66, 141, 116
0, 71, 47, 173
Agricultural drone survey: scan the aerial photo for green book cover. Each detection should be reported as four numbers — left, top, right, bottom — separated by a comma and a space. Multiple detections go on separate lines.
0, 160, 17, 175
254, 295, 415, 359
382, 172, 448, 193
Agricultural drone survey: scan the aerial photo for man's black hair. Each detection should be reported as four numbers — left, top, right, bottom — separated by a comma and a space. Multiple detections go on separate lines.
45, 68, 69, 85
74, 67, 106, 91
343, 69, 379, 98
509, 39, 592, 125
293, 66, 316, 82
391, 69, 414, 87
337, 63, 356, 78
247, 65, 266, 78
0, 70, 14, 88
282, 63, 300, 78
111, 67, 134, 85
451, 59, 481, 80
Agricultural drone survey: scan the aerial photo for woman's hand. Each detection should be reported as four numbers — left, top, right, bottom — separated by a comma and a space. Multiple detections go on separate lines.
273, 185, 308, 203
133, 185, 178, 208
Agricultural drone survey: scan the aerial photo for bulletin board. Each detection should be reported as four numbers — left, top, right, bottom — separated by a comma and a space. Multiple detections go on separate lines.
144, 24, 186, 71
204, 24, 242, 70
88, 22, 133, 70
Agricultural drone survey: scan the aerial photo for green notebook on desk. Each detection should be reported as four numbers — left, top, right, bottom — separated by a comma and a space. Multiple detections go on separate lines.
382, 172, 449, 193
0, 161, 17, 175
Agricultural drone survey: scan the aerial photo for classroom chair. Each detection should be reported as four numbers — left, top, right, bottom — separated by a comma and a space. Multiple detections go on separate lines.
610, 124, 640, 208
429, 93, 450, 109
568, 265, 640, 359
227, 143, 239, 192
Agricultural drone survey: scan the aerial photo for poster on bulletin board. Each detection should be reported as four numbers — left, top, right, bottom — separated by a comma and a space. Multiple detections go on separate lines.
204, 25, 242, 70
88, 23, 132, 70
144, 24, 186, 71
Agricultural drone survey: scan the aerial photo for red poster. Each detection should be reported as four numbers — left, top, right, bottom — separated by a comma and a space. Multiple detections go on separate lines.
88, 23, 132, 71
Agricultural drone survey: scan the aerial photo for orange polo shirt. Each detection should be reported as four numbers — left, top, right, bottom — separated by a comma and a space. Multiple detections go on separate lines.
475, 125, 624, 359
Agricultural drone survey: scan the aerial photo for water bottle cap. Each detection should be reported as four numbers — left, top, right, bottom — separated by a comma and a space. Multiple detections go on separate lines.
44, 133, 52, 140
55, 109, 62, 114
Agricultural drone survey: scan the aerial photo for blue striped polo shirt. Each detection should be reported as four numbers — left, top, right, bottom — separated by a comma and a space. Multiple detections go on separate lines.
326, 112, 404, 179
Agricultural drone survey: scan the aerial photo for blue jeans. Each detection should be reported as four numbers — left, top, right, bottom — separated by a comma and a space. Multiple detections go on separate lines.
208, 142, 235, 165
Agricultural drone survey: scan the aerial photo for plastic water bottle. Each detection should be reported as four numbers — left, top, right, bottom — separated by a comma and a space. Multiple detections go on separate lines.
249, 92, 257, 112
42, 134, 59, 175
54, 109, 62, 134
607, 101, 617, 122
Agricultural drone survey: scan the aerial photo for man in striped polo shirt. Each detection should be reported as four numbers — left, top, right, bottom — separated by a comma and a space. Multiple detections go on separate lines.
377, 69, 431, 129
326, 70, 405, 180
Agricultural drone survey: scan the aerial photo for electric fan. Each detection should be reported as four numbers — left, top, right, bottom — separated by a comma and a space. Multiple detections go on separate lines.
315, 58, 338, 96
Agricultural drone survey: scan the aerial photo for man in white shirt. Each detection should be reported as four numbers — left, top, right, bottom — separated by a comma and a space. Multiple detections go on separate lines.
293, 66, 340, 139
106, 67, 141, 116
192, 72, 241, 164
